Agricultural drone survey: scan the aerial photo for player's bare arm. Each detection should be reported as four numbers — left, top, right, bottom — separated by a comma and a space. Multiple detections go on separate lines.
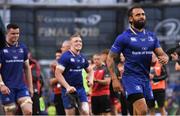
154, 47, 169, 65
106, 51, 118, 79
85, 66, 94, 87
106, 51, 123, 92
0, 64, 10, 95
24, 60, 34, 97
55, 66, 76, 93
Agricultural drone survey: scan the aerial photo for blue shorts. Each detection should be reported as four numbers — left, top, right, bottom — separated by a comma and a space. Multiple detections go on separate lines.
0, 87, 30, 105
61, 87, 87, 109
122, 76, 153, 100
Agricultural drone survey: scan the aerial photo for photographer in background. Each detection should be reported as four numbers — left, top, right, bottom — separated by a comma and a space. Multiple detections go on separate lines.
171, 51, 180, 71
166, 42, 180, 71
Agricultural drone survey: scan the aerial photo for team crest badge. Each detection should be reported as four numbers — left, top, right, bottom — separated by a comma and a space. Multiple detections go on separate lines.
148, 36, 154, 41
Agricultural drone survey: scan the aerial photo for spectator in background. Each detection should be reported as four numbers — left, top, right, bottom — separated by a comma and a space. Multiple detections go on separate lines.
171, 52, 180, 71
101, 49, 109, 65
28, 52, 44, 115
91, 53, 111, 115
0, 23, 33, 115
149, 53, 168, 115
60, 40, 70, 53
171, 51, 180, 114
49, 49, 65, 115
101, 49, 121, 115
55, 33, 93, 115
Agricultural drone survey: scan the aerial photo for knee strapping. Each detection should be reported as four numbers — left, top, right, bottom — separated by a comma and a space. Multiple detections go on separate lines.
3, 103, 16, 112
20, 98, 33, 108
81, 102, 89, 113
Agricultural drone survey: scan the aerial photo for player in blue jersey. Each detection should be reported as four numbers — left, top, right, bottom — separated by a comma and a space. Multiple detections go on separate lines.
55, 33, 93, 115
0, 24, 33, 115
106, 6, 169, 115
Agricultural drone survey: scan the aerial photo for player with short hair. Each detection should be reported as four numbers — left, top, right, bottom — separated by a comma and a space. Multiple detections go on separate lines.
55, 33, 93, 115
0, 23, 33, 115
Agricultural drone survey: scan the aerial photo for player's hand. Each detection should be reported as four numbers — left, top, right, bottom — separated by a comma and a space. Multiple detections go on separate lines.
0, 85, 10, 95
158, 55, 169, 65
66, 86, 76, 93
112, 78, 123, 92
87, 76, 94, 87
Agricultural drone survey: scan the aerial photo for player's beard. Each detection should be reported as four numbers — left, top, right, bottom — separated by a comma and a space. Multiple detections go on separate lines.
133, 20, 146, 30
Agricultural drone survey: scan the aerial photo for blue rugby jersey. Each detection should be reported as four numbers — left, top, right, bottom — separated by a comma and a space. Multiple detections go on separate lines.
0, 42, 28, 88
110, 28, 160, 80
57, 50, 89, 87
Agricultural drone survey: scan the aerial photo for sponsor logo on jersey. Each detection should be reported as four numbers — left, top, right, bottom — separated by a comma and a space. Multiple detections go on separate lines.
135, 85, 141, 91
13, 56, 18, 59
3, 49, 8, 53
5, 59, 24, 63
70, 58, 75, 62
130, 37, 137, 42
19, 48, 24, 53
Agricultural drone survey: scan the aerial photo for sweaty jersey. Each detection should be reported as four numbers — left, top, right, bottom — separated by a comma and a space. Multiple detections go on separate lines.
57, 50, 89, 87
0, 42, 28, 88
110, 28, 160, 80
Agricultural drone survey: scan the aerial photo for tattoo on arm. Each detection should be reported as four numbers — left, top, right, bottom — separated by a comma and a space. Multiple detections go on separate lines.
108, 51, 119, 73
109, 51, 119, 59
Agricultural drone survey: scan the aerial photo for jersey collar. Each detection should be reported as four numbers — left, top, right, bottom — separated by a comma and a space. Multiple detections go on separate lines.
129, 26, 146, 35
6, 41, 19, 47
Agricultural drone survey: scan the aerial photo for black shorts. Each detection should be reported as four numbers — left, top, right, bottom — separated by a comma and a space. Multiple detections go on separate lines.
91, 95, 111, 115
127, 93, 144, 105
148, 89, 165, 108
128, 93, 159, 112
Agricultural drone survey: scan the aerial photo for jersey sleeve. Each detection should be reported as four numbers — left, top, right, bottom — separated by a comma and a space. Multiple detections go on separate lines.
83, 57, 89, 69
57, 53, 69, 70
153, 33, 161, 49
21, 43, 29, 61
110, 34, 127, 54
